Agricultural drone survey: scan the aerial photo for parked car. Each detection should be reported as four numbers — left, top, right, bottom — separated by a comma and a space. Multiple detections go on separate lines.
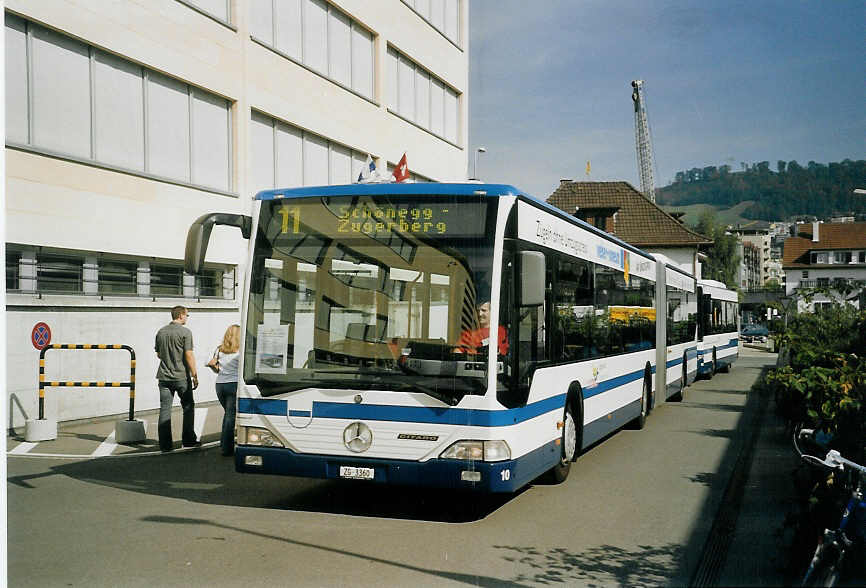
740, 324, 769, 343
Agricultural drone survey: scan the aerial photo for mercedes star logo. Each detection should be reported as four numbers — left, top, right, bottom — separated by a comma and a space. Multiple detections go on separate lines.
343, 421, 373, 453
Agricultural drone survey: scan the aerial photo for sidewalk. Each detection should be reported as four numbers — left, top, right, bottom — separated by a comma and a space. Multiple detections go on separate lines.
7, 400, 224, 458
705, 348, 801, 586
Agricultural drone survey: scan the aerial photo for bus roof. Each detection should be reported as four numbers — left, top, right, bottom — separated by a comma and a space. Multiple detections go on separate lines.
255, 182, 524, 200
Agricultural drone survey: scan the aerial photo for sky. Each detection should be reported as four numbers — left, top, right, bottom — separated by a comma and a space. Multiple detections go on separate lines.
469, 0, 864, 199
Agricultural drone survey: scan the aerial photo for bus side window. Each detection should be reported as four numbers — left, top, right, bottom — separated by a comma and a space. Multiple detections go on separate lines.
555, 257, 594, 361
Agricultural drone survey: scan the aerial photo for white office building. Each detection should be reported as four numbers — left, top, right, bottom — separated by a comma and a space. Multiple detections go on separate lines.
5, 0, 468, 429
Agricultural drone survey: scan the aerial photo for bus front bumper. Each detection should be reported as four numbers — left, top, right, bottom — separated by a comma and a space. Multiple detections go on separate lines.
234, 444, 557, 493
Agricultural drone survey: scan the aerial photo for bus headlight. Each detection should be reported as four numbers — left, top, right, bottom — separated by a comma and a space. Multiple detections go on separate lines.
239, 426, 284, 448
440, 440, 511, 462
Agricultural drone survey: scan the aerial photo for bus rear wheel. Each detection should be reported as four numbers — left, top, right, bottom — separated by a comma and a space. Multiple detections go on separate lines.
544, 403, 577, 484
670, 354, 687, 402
630, 376, 650, 430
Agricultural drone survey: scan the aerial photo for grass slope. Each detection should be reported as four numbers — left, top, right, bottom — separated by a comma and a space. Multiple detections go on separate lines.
661, 201, 756, 228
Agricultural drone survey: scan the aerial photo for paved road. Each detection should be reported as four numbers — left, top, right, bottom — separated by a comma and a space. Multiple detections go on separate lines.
7, 348, 776, 587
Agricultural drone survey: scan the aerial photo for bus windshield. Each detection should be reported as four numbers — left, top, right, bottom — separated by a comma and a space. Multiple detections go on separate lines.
244, 193, 498, 405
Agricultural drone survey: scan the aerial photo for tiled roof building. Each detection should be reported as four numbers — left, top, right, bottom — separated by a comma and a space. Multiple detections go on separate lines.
782, 221, 866, 310
546, 181, 710, 247
546, 181, 711, 275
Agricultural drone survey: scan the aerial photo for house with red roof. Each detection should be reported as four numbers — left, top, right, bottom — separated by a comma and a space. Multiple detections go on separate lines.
782, 221, 866, 311
546, 181, 711, 277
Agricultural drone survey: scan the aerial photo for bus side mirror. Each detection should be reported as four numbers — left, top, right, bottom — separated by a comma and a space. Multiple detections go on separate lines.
184, 213, 252, 274
519, 251, 545, 307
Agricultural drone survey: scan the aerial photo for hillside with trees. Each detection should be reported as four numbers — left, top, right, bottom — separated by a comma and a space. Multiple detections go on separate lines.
657, 159, 866, 221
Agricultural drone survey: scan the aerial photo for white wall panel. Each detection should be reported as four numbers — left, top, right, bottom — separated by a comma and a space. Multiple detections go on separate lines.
191, 90, 229, 189
430, 78, 445, 137
386, 48, 398, 110
31, 27, 91, 158
398, 56, 414, 120
329, 143, 351, 185
303, 0, 328, 73
146, 73, 190, 181
445, 0, 459, 42
249, 0, 274, 44
274, 0, 302, 60
445, 87, 458, 143
328, 9, 351, 87
185, 0, 229, 22
430, 0, 444, 31
276, 123, 303, 188
303, 132, 328, 186
250, 112, 275, 193
415, 69, 430, 128
5, 15, 29, 144
351, 25, 373, 99
93, 51, 144, 170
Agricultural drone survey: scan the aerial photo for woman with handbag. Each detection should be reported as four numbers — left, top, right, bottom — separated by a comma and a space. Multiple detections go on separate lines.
207, 324, 240, 456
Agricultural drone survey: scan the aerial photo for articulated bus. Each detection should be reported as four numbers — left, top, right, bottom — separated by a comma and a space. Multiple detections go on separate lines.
697, 279, 739, 377
184, 183, 720, 492
656, 256, 699, 402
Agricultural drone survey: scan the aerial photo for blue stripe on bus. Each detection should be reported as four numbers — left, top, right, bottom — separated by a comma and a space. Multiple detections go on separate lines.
288, 410, 311, 417
238, 365, 650, 425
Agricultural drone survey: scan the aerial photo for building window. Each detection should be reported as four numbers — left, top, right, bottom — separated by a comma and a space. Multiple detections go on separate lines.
5, 250, 21, 291
5, 14, 232, 192
834, 251, 851, 264
37, 253, 83, 293
99, 259, 139, 295
386, 46, 460, 144
4, 245, 234, 300
250, 111, 373, 192
401, 0, 461, 45
802, 271, 809, 279
250, 0, 374, 101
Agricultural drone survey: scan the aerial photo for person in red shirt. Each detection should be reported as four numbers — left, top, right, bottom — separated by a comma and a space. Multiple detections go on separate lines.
455, 301, 509, 356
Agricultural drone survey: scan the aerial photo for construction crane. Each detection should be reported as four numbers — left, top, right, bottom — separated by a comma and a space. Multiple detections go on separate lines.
631, 80, 656, 202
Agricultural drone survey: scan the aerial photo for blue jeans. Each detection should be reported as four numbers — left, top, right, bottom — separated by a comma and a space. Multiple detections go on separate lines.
157, 379, 196, 451
215, 381, 237, 455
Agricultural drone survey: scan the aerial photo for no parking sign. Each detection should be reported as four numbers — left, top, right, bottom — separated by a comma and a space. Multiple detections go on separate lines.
32, 322, 52, 350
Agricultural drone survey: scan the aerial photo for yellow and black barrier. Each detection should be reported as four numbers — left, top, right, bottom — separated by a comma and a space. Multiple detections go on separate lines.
38, 344, 136, 421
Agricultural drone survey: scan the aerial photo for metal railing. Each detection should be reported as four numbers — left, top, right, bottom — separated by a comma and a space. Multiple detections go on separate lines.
37, 344, 136, 422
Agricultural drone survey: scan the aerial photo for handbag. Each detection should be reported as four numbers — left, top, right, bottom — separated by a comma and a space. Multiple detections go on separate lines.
206, 347, 221, 374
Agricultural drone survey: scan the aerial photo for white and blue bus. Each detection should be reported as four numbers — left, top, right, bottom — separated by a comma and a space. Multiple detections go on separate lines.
185, 183, 708, 492
697, 278, 739, 377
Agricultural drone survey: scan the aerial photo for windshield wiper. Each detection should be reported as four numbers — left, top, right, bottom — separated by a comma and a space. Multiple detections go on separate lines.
394, 382, 462, 406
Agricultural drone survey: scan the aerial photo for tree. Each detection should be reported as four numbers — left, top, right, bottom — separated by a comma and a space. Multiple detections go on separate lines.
692, 211, 741, 289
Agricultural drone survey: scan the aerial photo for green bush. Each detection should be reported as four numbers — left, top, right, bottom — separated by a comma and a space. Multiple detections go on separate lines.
769, 307, 866, 462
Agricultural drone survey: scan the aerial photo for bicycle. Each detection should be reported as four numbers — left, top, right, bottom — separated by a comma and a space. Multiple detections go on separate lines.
794, 427, 866, 587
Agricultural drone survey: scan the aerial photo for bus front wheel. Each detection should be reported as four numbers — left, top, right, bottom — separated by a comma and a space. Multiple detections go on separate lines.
544, 403, 577, 484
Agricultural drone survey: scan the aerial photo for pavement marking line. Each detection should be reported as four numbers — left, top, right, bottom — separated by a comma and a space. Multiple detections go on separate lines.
92, 430, 118, 457
194, 407, 208, 441
9, 442, 38, 455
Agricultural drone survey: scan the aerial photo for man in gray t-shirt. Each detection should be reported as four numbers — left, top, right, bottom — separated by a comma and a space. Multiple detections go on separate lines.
154, 305, 199, 451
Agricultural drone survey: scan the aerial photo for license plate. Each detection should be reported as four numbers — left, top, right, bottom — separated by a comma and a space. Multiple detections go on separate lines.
339, 466, 374, 480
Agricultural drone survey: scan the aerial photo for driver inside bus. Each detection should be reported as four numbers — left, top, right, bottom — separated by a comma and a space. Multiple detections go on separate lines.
455, 301, 508, 356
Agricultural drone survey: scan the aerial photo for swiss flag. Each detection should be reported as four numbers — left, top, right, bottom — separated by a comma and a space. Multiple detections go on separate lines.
392, 153, 409, 183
